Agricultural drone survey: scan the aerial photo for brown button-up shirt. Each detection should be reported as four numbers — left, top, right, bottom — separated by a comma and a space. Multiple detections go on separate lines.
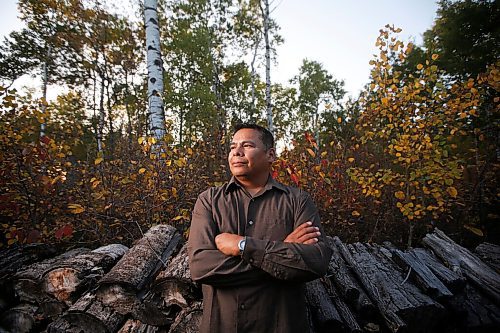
188, 176, 332, 333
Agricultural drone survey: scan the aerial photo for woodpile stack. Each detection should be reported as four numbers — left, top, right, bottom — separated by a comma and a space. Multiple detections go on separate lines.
0, 226, 498, 333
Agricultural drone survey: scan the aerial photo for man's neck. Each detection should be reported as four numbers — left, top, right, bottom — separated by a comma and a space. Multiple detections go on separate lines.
235, 173, 270, 196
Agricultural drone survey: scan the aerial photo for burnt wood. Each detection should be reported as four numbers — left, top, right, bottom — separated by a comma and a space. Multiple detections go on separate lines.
331, 237, 377, 320
475, 242, 500, 273
340, 240, 444, 333
410, 248, 466, 293
446, 284, 500, 332
389, 247, 453, 301
423, 228, 500, 305
326, 280, 362, 333
305, 278, 344, 332
326, 236, 360, 303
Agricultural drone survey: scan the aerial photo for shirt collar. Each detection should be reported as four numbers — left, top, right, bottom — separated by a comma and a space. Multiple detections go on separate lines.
225, 175, 288, 195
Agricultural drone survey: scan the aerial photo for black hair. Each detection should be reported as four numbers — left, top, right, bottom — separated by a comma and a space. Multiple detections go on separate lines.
233, 123, 274, 150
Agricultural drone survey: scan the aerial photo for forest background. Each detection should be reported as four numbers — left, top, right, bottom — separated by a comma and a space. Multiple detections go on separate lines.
0, 0, 498, 250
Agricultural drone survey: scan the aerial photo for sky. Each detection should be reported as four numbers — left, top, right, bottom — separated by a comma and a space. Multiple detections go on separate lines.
0, 0, 438, 99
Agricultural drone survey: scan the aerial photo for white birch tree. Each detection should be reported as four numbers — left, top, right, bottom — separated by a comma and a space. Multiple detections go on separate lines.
144, 0, 166, 141
260, 0, 273, 134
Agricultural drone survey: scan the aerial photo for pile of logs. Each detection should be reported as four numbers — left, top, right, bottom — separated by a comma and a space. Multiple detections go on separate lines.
0, 226, 499, 333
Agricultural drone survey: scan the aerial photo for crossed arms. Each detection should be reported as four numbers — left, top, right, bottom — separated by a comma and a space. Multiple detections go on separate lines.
187, 190, 333, 287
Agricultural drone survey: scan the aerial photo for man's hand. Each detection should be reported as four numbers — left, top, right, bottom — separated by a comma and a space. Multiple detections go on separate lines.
284, 221, 320, 244
215, 233, 244, 256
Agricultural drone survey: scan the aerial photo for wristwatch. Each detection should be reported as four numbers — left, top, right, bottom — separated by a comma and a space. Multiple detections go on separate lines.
238, 237, 246, 255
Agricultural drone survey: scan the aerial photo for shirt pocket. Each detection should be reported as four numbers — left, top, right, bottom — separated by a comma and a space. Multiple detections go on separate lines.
264, 217, 294, 241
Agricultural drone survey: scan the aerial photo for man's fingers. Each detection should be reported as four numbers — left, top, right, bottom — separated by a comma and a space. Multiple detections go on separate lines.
294, 226, 319, 239
302, 238, 319, 245
297, 229, 321, 243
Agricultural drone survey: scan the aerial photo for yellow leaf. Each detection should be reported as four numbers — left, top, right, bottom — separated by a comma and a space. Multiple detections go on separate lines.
352, 210, 360, 217
464, 225, 483, 237
337, 117, 342, 124
139, 168, 146, 174
395, 191, 405, 200
381, 97, 388, 105
348, 157, 355, 163
431, 54, 439, 61
172, 215, 184, 221
447, 187, 458, 198
94, 157, 103, 165
417, 64, 423, 70
306, 148, 316, 158
138, 137, 144, 144
68, 204, 85, 214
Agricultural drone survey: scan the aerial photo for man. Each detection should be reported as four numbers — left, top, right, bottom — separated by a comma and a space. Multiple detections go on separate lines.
188, 123, 332, 333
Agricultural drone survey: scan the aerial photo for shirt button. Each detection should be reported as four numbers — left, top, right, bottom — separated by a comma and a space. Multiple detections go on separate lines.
249, 258, 254, 263
240, 304, 245, 310
248, 220, 254, 226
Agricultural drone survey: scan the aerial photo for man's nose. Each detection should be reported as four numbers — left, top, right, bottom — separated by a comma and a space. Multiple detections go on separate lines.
232, 146, 244, 156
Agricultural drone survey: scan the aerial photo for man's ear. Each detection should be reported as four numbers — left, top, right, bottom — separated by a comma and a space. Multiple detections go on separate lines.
267, 147, 276, 162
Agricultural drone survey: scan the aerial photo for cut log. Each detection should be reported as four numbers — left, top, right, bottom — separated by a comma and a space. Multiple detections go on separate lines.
388, 247, 453, 301
325, 279, 362, 333
410, 248, 466, 293
96, 225, 181, 324
423, 228, 500, 305
168, 301, 203, 333
0, 303, 38, 333
47, 292, 125, 333
150, 243, 201, 310
326, 236, 360, 303
117, 319, 162, 333
0, 243, 57, 280
99, 224, 181, 291
338, 239, 444, 333
475, 242, 500, 273
42, 244, 128, 304
14, 248, 90, 303
446, 284, 500, 332
305, 279, 344, 332
331, 237, 377, 320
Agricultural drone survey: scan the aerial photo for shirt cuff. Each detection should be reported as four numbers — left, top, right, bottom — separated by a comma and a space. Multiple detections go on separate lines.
242, 237, 269, 268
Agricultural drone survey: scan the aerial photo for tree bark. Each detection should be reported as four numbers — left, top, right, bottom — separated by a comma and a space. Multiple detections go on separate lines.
260, 0, 273, 133
167, 301, 202, 333
144, 0, 166, 141
47, 292, 125, 333
96, 225, 181, 324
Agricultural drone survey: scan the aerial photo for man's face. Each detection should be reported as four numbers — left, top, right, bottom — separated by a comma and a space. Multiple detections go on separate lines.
228, 128, 275, 179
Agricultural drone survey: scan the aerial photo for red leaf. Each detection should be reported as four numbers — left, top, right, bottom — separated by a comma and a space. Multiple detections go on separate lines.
27, 229, 41, 243
55, 224, 73, 239
290, 173, 299, 185
40, 135, 51, 145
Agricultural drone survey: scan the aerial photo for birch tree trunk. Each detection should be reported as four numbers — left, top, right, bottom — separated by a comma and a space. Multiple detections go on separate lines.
40, 45, 51, 138
261, 0, 273, 134
144, 0, 166, 141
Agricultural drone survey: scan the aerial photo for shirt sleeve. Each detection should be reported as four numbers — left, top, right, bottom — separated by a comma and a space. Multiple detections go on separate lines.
241, 190, 332, 282
187, 189, 272, 287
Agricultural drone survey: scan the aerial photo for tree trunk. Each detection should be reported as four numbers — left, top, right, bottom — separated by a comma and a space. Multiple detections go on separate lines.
250, 35, 261, 120
144, 0, 166, 141
98, 74, 105, 153
261, 0, 273, 133
40, 45, 51, 138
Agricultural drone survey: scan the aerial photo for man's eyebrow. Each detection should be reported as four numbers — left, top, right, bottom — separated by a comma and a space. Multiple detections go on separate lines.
230, 140, 256, 145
